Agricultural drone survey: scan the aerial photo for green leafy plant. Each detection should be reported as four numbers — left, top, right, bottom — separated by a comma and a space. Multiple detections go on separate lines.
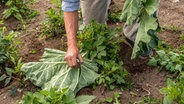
148, 50, 184, 73
162, 24, 182, 32
0, 30, 9, 64
149, 48, 184, 104
95, 60, 129, 90
0, 22, 20, 63
132, 96, 161, 104
108, 11, 121, 23
0, 21, 22, 87
21, 48, 99, 94
10, 57, 24, 74
0, 58, 24, 87
78, 21, 129, 89
120, 0, 160, 59
0, 22, 18, 63
0, 68, 12, 86
20, 88, 95, 104
140, 96, 161, 104
2, 0, 39, 21
179, 33, 184, 41
98, 92, 122, 104
104, 92, 121, 104
78, 21, 122, 61
41, 0, 65, 37
160, 73, 184, 104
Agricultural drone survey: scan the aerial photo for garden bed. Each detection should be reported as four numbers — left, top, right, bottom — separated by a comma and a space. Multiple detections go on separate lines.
0, 0, 184, 103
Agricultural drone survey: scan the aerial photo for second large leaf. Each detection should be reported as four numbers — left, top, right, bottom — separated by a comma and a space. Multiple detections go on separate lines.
21, 48, 99, 94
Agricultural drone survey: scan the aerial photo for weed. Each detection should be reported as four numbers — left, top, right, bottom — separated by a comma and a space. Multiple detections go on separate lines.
11, 57, 24, 74
148, 50, 184, 73
19, 88, 95, 104
142, 96, 161, 104
133, 96, 161, 104
102, 92, 121, 104
10, 85, 17, 96
2, 0, 39, 21
41, 0, 65, 37
0, 68, 12, 86
179, 33, 184, 41
162, 24, 182, 32
0, 25, 20, 64
0, 21, 23, 87
29, 50, 37, 54
78, 21, 129, 90
160, 73, 184, 104
108, 11, 121, 23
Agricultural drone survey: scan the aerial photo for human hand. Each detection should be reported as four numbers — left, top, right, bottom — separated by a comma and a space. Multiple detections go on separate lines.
64, 46, 83, 68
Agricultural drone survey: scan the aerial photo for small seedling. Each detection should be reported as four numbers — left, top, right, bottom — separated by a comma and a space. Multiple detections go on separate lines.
103, 92, 121, 104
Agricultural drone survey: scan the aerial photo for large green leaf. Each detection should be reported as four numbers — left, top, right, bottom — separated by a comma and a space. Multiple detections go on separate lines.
21, 48, 99, 94
131, 12, 158, 58
76, 95, 96, 104
121, 0, 159, 59
120, 0, 141, 25
120, 0, 159, 24
144, 0, 159, 15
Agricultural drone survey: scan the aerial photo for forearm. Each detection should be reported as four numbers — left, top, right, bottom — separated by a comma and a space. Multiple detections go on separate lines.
64, 11, 79, 48
64, 11, 83, 67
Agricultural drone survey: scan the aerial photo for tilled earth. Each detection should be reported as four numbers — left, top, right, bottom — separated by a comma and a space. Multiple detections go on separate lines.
0, 0, 184, 104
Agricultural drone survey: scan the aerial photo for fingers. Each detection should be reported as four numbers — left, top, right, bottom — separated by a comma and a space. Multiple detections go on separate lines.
72, 58, 80, 68
65, 58, 78, 67
65, 55, 83, 68
78, 54, 84, 64
64, 57, 73, 67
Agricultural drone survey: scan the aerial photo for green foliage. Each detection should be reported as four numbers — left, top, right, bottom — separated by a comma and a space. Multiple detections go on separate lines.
0, 22, 20, 64
10, 85, 17, 96
78, 21, 129, 89
0, 30, 9, 64
157, 40, 171, 51
104, 92, 121, 104
95, 60, 129, 90
108, 11, 121, 23
160, 73, 184, 104
10, 57, 24, 74
120, 0, 158, 25
113, 92, 121, 104
2, 0, 39, 21
21, 48, 99, 94
120, 0, 159, 59
41, 0, 65, 37
0, 21, 9, 63
179, 33, 184, 41
0, 68, 12, 86
0, 21, 23, 87
140, 97, 161, 104
148, 50, 184, 73
149, 42, 184, 103
0, 58, 23, 87
162, 24, 182, 32
20, 88, 95, 104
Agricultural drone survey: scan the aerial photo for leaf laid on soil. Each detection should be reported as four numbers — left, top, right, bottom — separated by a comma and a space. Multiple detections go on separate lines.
76, 95, 96, 104
21, 48, 99, 94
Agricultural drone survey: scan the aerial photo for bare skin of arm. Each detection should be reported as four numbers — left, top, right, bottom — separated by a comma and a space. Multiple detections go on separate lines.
64, 11, 83, 67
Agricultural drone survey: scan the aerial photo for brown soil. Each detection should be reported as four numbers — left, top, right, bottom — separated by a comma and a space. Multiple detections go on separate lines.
158, 0, 184, 31
0, 0, 184, 104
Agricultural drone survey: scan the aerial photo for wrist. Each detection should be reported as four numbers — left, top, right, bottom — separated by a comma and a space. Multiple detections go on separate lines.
67, 39, 78, 48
